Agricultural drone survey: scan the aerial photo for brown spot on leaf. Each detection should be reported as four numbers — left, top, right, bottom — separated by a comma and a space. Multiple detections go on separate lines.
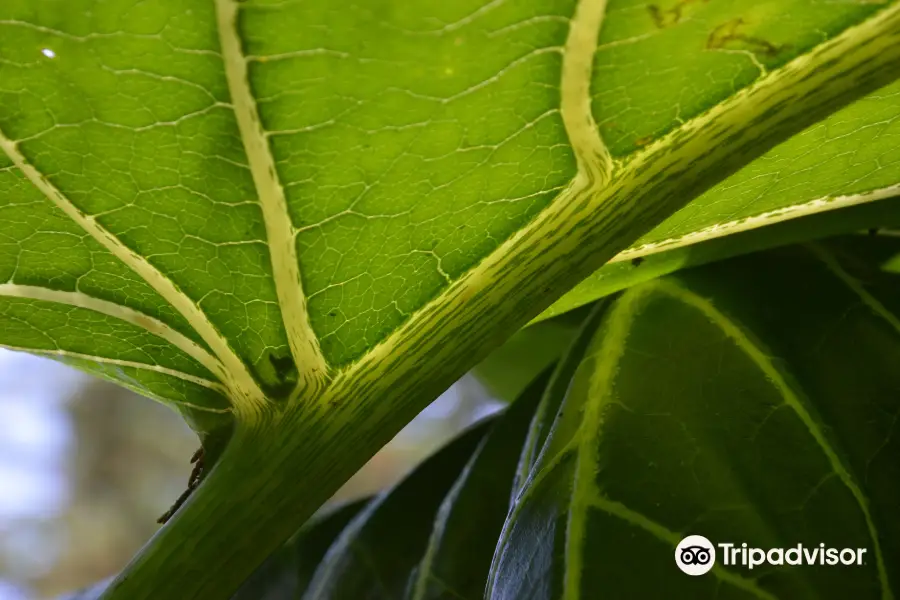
648, 0, 711, 29
707, 18, 785, 57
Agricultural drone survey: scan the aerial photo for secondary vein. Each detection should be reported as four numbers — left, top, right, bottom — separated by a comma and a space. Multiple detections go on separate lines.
214, 0, 329, 399
587, 495, 778, 600
0, 129, 267, 415
0, 283, 223, 379
561, 0, 613, 187
808, 242, 900, 337
659, 280, 893, 600
0, 343, 228, 392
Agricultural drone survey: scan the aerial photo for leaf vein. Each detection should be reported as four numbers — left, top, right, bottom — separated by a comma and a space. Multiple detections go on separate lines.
214, 0, 328, 398
587, 495, 778, 600
614, 185, 900, 263
657, 279, 893, 600
0, 343, 228, 393
0, 131, 266, 414
807, 242, 900, 337
0, 283, 222, 376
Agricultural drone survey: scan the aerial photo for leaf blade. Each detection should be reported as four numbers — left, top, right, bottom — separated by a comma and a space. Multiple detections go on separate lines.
493, 239, 900, 599
409, 370, 550, 600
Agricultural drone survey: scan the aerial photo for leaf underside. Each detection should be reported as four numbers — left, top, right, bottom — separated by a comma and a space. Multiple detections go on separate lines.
540, 76, 900, 320
1, 1, 898, 436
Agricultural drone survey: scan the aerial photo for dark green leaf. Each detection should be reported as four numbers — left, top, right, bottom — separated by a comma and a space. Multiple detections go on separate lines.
408, 369, 551, 600
511, 300, 613, 497
490, 238, 900, 599
232, 498, 370, 600
537, 194, 900, 322
472, 312, 585, 403
300, 420, 493, 600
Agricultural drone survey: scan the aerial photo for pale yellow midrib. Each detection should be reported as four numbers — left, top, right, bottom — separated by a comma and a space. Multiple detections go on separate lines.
610, 184, 900, 263
0, 342, 226, 392
214, 0, 328, 398
658, 280, 893, 600
0, 131, 266, 414
0, 283, 223, 377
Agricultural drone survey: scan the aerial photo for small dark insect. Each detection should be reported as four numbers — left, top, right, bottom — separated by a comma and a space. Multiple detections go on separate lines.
631, 256, 645, 267
868, 228, 879, 236
157, 448, 205, 524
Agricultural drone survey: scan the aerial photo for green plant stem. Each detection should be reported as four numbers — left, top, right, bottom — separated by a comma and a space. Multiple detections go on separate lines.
101, 6, 900, 599
99, 399, 419, 599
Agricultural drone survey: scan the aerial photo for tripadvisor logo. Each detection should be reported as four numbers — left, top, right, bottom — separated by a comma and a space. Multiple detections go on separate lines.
675, 535, 716, 575
675, 535, 868, 576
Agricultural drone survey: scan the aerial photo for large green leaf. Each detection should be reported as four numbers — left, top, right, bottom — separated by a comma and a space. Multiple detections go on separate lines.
1, 1, 899, 433
537, 198, 900, 322
407, 368, 549, 600
490, 240, 900, 599
300, 419, 493, 599
231, 498, 370, 600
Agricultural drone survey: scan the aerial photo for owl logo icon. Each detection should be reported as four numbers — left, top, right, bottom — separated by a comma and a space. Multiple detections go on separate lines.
675, 535, 716, 575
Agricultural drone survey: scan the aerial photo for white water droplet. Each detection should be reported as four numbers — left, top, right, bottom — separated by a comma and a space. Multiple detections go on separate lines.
41, 48, 56, 59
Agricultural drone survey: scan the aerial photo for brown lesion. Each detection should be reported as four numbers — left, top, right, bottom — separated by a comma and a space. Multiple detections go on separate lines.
648, 0, 711, 29
707, 18, 786, 57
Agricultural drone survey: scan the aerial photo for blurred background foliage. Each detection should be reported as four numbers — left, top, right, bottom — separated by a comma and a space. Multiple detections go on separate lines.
0, 350, 502, 600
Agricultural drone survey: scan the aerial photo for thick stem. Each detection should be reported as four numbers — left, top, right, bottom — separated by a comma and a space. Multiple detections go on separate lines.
100, 396, 429, 599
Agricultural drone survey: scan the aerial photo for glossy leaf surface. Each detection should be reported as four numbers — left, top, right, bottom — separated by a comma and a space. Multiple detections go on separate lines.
232, 499, 369, 600
491, 240, 900, 599
300, 420, 493, 599
408, 369, 550, 600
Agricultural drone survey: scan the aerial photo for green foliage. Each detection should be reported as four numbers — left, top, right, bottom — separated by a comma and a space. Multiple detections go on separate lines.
494, 239, 900, 599
3, 0, 900, 597
234, 238, 900, 600
232, 499, 371, 600
301, 421, 493, 599
2, 0, 898, 430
